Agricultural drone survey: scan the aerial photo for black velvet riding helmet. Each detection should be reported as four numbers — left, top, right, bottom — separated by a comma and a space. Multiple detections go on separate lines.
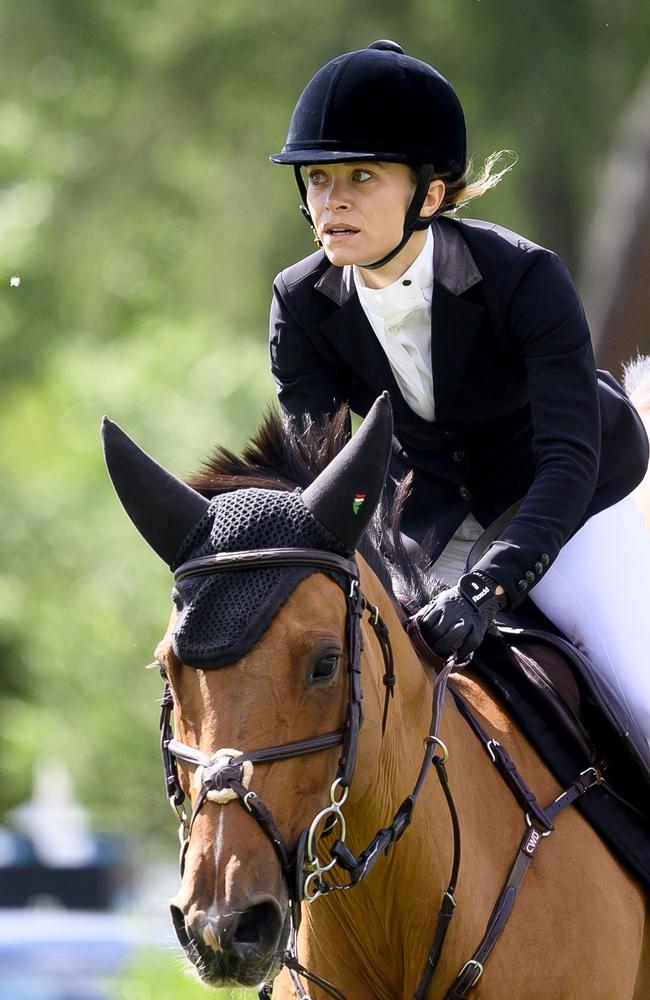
269, 40, 467, 268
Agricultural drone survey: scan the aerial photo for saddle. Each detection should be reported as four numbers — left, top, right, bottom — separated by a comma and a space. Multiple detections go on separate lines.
467, 602, 650, 889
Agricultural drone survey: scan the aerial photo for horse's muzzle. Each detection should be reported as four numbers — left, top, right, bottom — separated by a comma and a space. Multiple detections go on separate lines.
170, 898, 289, 987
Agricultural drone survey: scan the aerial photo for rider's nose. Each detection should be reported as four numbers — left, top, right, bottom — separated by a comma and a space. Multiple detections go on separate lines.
325, 180, 351, 210
196, 898, 285, 960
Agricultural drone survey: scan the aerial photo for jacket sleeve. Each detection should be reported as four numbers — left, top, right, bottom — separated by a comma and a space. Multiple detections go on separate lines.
472, 249, 601, 606
269, 271, 344, 424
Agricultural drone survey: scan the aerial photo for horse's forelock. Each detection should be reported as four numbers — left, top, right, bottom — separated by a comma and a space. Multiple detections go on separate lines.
186, 406, 439, 610
187, 407, 349, 497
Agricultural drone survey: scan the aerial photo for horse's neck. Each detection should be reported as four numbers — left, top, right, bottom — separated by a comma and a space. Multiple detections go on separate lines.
300, 565, 571, 997
299, 565, 485, 996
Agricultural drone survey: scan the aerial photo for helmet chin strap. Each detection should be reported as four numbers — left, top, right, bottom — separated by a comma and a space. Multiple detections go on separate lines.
294, 164, 435, 271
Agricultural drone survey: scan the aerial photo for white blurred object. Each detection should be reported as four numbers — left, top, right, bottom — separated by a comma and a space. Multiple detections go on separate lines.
7, 760, 95, 866
9, 275, 20, 287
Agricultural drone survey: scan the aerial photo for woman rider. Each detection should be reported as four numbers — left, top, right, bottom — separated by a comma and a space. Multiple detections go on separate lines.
268, 40, 650, 745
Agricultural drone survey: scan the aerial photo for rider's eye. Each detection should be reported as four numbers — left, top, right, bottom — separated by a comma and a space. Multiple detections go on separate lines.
310, 653, 340, 684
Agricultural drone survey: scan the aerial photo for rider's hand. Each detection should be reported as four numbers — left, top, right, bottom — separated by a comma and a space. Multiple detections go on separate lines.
414, 571, 508, 661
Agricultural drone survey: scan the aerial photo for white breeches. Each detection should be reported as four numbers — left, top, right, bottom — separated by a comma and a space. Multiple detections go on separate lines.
436, 496, 650, 744
528, 495, 650, 744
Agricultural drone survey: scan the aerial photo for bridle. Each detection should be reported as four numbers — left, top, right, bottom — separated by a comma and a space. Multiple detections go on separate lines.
161, 546, 394, 883
158, 545, 461, 999
158, 544, 603, 1000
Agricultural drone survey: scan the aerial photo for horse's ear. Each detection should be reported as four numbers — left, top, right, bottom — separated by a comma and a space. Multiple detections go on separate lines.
302, 392, 393, 551
101, 417, 209, 567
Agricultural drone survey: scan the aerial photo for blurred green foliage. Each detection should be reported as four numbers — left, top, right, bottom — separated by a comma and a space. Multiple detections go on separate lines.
1, 0, 649, 854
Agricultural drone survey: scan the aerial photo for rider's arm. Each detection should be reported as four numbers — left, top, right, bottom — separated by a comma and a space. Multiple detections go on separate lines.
270, 270, 344, 424
471, 249, 601, 606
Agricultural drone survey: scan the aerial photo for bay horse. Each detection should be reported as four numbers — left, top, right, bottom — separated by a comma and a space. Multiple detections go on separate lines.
103, 389, 650, 999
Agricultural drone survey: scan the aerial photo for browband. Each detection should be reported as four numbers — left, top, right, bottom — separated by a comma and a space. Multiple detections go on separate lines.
174, 547, 359, 584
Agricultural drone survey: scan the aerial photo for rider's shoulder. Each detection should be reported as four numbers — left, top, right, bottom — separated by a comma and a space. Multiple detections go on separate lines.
444, 217, 567, 296
444, 216, 553, 261
273, 248, 330, 295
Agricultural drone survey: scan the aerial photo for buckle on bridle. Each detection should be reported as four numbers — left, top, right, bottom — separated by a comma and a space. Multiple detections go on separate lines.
458, 959, 483, 987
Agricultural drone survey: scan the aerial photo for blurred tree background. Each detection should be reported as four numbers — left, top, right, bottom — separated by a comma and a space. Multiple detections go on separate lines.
1, 0, 649, 862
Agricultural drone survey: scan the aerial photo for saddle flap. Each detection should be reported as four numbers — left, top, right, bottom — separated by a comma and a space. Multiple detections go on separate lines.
506, 639, 593, 762
500, 625, 650, 787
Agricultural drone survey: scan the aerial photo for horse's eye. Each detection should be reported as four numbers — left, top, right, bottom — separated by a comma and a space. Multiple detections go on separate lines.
310, 654, 340, 684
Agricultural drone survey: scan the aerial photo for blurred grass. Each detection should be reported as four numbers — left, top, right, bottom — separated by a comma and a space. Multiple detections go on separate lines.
110, 947, 257, 999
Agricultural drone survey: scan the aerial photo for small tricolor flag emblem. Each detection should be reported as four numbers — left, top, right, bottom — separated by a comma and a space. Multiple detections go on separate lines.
352, 493, 366, 515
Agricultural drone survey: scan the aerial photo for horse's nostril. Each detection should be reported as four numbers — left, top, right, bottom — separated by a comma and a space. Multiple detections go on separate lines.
170, 903, 189, 944
233, 900, 283, 952
170, 903, 203, 967
173, 897, 285, 965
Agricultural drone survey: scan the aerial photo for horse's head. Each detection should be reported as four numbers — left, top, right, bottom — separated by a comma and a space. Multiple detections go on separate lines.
102, 397, 394, 988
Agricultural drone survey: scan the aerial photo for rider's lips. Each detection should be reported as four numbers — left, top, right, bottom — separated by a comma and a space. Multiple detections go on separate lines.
321, 222, 361, 240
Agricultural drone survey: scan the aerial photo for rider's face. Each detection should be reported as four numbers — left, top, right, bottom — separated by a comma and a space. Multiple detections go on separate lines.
305, 161, 418, 269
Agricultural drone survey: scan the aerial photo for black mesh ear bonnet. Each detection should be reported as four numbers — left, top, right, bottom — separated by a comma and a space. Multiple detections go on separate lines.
102, 394, 393, 668
170, 488, 352, 669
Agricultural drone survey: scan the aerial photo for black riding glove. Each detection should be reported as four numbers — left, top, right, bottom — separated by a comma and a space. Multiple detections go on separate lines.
415, 571, 509, 661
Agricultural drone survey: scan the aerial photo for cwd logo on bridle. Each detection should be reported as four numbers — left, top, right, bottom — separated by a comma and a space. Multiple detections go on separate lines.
524, 827, 541, 856
352, 493, 366, 515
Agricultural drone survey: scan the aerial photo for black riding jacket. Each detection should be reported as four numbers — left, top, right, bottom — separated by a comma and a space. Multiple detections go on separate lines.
269, 216, 649, 606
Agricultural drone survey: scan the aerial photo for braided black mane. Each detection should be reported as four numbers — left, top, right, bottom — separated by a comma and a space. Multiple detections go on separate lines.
187, 407, 439, 609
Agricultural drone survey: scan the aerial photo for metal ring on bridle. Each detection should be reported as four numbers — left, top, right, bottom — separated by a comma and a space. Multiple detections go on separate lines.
303, 869, 326, 903
424, 735, 449, 765
329, 778, 349, 807
306, 804, 347, 874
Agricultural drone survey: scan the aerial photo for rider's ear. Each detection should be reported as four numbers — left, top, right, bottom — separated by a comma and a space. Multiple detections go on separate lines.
418, 177, 446, 219
302, 392, 393, 551
101, 417, 210, 567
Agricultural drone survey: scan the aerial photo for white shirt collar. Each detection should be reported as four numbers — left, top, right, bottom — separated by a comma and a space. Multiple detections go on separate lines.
353, 227, 434, 322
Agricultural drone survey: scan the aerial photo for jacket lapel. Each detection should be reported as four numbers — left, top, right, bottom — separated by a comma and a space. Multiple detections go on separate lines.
429, 219, 485, 422
314, 219, 486, 425
315, 267, 412, 419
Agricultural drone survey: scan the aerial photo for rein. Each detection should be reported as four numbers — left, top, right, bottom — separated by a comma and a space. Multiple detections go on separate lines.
160, 546, 604, 1000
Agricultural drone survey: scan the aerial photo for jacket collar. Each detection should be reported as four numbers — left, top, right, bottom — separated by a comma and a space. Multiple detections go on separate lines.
315, 217, 485, 425
314, 217, 482, 305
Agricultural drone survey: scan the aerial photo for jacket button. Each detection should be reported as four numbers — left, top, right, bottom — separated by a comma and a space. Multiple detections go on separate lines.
517, 579, 528, 592
541, 553, 550, 566
525, 570, 535, 584
534, 561, 543, 575
452, 449, 465, 463
459, 486, 471, 501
